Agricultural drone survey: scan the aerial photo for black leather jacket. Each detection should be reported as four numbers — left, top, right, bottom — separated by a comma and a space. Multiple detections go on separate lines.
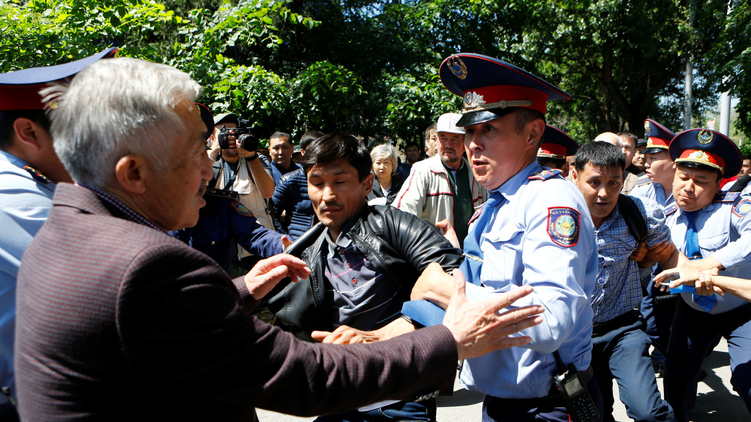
267, 205, 463, 340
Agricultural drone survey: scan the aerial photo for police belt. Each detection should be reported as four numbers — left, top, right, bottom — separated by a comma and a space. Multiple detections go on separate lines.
591, 309, 642, 337
485, 365, 594, 402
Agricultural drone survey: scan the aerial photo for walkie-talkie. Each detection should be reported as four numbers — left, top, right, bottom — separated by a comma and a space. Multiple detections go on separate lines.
552, 351, 599, 422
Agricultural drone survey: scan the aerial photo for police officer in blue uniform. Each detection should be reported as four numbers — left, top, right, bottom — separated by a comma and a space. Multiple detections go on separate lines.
536, 125, 579, 178
630, 119, 678, 375
173, 104, 286, 275
660, 129, 751, 421
404, 53, 601, 422
0, 47, 117, 420
630, 119, 677, 208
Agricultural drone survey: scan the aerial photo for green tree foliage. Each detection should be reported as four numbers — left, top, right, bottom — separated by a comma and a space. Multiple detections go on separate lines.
1, 0, 748, 145
0, 0, 182, 70
706, 0, 751, 138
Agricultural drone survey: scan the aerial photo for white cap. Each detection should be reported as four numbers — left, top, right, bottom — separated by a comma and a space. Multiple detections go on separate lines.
436, 113, 465, 135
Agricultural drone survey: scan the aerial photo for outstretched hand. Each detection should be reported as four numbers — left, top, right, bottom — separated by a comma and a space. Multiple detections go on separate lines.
244, 254, 311, 300
654, 267, 722, 296
442, 269, 544, 360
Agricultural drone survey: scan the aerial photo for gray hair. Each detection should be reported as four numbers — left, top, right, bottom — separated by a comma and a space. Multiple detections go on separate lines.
41, 58, 202, 189
370, 144, 398, 176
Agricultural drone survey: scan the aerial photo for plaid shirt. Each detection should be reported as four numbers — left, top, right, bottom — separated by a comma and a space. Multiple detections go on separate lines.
78, 183, 165, 233
591, 196, 670, 323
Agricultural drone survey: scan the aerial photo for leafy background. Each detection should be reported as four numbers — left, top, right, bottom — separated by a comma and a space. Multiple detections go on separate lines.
1, 0, 748, 150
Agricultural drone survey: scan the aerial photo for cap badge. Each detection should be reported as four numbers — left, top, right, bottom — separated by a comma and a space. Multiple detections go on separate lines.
644, 121, 650, 138
647, 138, 655, 148
688, 150, 710, 162
449, 57, 468, 80
698, 129, 714, 145
464, 91, 486, 109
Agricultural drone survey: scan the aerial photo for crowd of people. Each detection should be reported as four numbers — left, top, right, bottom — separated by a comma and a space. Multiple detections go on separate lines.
0, 48, 750, 422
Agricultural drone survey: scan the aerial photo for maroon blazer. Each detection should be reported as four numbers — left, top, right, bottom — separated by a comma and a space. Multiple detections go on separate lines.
15, 183, 457, 421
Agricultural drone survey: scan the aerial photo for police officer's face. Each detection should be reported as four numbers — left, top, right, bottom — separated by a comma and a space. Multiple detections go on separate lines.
673, 165, 721, 212
463, 111, 543, 191
146, 102, 213, 230
572, 163, 622, 228
307, 159, 373, 240
644, 151, 675, 187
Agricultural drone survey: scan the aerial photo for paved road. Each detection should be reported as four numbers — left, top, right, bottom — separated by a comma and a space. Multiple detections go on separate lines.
257, 339, 747, 422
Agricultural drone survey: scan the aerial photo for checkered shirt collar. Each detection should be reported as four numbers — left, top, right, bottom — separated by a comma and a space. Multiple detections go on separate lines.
78, 183, 166, 233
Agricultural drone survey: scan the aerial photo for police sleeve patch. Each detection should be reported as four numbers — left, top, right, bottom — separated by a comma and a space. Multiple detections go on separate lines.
547, 207, 580, 247
231, 202, 255, 217
732, 198, 751, 218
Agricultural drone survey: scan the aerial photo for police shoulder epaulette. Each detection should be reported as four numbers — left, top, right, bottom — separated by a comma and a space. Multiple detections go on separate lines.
635, 175, 652, 187
713, 191, 740, 203
528, 169, 562, 181
23, 165, 51, 184
662, 203, 678, 216
205, 187, 239, 201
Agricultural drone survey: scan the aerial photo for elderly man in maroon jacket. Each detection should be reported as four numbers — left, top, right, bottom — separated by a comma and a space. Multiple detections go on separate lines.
13, 57, 544, 421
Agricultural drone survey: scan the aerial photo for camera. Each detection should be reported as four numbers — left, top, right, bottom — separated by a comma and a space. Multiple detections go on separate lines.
217, 119, 259, 152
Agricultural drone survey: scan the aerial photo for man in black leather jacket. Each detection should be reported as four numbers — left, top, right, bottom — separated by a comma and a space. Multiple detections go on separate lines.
267, 132, 463, 422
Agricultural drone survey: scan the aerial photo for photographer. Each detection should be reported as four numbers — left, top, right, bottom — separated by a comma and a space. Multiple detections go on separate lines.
209, 113, 276, 274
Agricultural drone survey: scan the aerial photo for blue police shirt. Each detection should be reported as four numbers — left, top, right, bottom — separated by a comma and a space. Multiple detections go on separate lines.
630, 181, 674, 209
0, 150, 56, 407
459, 162, 597, 399
666, 192, 751, 314
591, 196, 671, 323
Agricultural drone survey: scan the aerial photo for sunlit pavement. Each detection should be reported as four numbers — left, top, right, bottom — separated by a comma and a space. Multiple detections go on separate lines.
257, 338, 747, 422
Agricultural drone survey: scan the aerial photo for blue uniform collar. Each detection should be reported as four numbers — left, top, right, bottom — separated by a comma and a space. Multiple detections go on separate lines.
0, 149, 57, 192
492, 161, 541, 199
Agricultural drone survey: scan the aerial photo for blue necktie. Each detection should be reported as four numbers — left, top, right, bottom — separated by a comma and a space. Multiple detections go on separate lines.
684, 212, 717, 311
460, 191, 504, 285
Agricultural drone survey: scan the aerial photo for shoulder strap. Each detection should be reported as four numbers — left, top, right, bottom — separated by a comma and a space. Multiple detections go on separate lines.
618, 194, 648, 243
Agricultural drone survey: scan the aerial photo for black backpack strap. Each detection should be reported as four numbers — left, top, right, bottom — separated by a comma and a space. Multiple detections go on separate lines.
729, 174, 751, 192
618, 194, 648, 243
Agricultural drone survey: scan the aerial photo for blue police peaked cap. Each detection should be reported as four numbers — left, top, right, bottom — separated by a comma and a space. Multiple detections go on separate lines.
538, 125, 578, 159
643, 119, 675, 155
440, 53, 570, 127
669, 129, 741, 178
195, 103, 214, 140
0, 47, 118, 111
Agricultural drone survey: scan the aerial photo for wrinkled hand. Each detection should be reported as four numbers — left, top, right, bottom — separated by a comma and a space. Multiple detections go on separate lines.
442, 269, 544, 360
312, 318, 416, 344
654, 267, 722, 295
436, 219, 460, 249
311, 326, 381, 344
244, 254, 311, 300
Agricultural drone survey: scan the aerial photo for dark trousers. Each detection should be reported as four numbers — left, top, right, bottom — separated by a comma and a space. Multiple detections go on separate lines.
640, 284, 678, 358
665, 301, 751, 421
591, 311, 675, 422
481, 376, 602, 422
